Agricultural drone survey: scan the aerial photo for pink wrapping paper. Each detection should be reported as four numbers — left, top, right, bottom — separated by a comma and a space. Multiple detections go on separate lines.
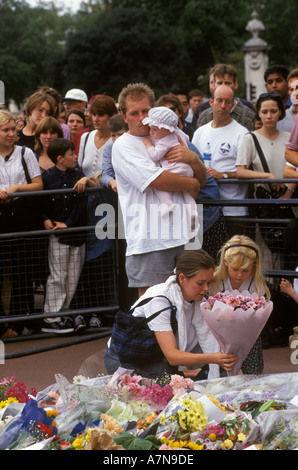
200, 290, 273, 376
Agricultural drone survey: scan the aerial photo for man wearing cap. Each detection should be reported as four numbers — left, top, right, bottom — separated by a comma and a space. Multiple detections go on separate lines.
63, 88, 88, 115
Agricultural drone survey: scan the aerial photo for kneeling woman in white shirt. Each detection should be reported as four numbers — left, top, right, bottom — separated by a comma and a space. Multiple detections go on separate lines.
104, 249, 238, 380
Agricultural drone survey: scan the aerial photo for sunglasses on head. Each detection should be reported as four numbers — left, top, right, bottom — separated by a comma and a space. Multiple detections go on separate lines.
259, 92, 280, 99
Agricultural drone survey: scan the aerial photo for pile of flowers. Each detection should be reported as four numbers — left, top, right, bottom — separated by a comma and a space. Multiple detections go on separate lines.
0, 372, 298, 450
205, 292, 267, 312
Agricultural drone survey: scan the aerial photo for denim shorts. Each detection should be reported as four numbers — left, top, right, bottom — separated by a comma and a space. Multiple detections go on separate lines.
125, 244, 185, 287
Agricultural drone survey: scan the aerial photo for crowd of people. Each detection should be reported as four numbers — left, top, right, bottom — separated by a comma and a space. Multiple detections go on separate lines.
0, 63, 297, 379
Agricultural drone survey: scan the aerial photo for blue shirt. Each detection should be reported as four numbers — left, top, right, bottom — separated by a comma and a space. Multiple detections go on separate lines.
189, 142, 222, 232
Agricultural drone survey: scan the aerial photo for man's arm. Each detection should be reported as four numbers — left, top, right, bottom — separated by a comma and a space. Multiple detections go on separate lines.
165, 143, 207, 187
285, 148, 298, 167
149, 171, 200, 199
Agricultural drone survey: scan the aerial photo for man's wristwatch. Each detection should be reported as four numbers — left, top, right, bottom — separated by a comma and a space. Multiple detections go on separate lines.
223, 172, 229, 179
286, 186, 295, 193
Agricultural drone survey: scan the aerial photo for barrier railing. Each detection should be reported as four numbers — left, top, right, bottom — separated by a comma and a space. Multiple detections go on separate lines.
0, 178, 297, 357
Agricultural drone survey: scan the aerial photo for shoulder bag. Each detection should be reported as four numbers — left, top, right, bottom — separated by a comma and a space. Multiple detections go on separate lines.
251, 133, 294, 252
110, 295, 177, 365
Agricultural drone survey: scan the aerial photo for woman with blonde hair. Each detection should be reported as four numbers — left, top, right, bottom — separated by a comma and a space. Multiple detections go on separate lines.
210, 235, 270, 375
0, 109, 43, 337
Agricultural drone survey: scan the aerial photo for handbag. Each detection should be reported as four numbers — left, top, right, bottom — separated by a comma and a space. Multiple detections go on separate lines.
251, 133, 294, 252
110, 295, 177, 365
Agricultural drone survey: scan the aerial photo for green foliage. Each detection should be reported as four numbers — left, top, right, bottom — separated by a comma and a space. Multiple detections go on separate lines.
0, 0, 297, 107
62, 7, 191, 99
113, 431, 161, 450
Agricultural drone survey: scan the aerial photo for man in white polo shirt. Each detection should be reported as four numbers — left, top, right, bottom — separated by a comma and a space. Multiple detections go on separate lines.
112, 83, 206, 297
192, 85, 248, 237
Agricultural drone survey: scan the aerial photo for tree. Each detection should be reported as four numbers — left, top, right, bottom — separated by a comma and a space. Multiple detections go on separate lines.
0, 0, 73, 106
60, 7, 191, 99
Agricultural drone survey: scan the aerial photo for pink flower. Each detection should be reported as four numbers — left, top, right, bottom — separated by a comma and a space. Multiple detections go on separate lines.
226, 296, 240, 308
120, 373, 142, 387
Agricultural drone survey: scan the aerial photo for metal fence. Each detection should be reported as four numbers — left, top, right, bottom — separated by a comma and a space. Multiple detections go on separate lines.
0, 179, 297, 357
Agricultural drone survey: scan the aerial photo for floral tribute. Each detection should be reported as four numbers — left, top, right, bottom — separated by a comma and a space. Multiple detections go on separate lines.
0, 371, 298, 450
200, 290, 273, 376
205, 292, 267, 312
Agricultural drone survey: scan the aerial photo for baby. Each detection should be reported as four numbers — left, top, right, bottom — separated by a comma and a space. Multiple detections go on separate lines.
142, 106, 195, 217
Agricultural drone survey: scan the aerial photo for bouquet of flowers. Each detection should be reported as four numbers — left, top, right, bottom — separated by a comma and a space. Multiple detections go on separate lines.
200, 290, 273, 376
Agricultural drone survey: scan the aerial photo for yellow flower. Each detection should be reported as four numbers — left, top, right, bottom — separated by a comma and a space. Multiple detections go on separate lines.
159, 414, 166, 425
186, 441, 204, 450
209, 432, 217, 441
0, 397, 18, 409
182, 397, 191, 407
221, 439, 234, 450
237, 433, 247, 442
207, 394, 227, 413
46, 409, 58, 418
72, 437, 85, 450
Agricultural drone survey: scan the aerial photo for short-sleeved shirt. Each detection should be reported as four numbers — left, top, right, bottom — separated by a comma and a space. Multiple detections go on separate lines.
112, 132, 198, 256
286, 115, 298, 151
192, 120, 248, 216
133, 296, 198, 353
236, 130, 289, 180
0, 145, 41, 190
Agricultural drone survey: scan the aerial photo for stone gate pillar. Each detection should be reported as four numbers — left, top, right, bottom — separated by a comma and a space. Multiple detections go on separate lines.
243, 11, 271, 103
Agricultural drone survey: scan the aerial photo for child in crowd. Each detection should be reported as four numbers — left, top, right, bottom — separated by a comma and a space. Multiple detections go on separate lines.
211, 235, 270, 375
40, 138, 90, 334
101, 114, 128, 192
142, 106, 196, 217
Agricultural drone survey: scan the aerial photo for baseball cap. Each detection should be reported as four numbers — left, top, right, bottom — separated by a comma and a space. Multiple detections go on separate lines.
63, 89, 88, 102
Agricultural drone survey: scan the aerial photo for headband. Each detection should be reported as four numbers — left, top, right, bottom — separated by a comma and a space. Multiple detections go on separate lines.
224, 244, 258, 256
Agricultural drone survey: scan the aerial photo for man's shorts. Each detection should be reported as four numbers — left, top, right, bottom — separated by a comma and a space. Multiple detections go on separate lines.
125, 245, 185, 288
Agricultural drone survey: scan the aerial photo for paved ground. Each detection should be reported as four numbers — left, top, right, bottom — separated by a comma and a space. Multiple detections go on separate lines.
1, 331, 297, 393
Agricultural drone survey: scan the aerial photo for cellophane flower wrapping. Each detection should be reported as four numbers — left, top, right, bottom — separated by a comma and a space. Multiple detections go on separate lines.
200, 290, 273, 376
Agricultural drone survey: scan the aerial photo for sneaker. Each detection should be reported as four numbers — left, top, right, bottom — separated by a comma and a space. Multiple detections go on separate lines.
42, 317, 74, 334
74, 315, 86, 333
89, 315, 102, 328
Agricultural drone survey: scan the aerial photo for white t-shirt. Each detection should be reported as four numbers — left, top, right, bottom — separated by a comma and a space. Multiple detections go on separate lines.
192, 120, 248, 216
0, 145, 41, 190
78, 130, 112, 178
133, 296, 198, 353
112, 132, 198, 256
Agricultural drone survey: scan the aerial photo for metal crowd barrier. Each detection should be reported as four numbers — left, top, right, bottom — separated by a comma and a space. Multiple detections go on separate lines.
0, 178, 297, 358
0, 187, 120, 357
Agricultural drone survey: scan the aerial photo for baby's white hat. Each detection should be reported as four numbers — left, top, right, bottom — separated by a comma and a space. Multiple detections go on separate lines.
142, 106, 179, 132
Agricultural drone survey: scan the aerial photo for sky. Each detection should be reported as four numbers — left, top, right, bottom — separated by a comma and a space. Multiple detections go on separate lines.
26, 0, 83, 13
